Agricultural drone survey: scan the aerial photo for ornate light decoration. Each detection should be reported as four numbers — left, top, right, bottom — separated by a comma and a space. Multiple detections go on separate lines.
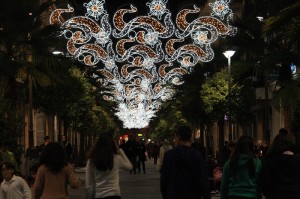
50, 0, 237, 129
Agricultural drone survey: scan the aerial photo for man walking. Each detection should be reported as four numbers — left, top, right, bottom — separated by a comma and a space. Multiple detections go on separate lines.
160, 126, 211, 199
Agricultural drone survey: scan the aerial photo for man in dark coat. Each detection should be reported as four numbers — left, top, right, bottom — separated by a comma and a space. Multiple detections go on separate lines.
124, 135, 138, 174
160, 126, 211, 199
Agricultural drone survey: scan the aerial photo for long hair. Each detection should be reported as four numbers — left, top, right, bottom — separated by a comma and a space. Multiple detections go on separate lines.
87, 133, 117, 171
265, 132, 295, 159
39, 142, 67, 173
229, 136, 256, 178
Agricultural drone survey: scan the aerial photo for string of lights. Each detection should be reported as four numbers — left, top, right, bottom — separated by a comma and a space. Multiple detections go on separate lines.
50, 0, 236, 128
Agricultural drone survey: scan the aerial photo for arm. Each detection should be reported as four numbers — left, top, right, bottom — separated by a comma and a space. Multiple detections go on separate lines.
85, 160, 95, 199
0, 186, 4, 199
32, 166, 44, 199
66, 164, 81, 189
20, 177, 32, 199
118, 149, 133, 170
160, 151, 170, 199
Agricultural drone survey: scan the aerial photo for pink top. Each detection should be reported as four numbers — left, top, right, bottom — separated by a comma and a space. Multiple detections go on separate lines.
32, 163, 81, 199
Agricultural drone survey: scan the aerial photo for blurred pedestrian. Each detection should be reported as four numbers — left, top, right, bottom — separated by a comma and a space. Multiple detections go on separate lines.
32, 142, 81, 199
220, 136, 262, 199
124, 135, 138, 174
20, 147, 39, 186
221, 141, 230, 166
0, 144, 19, 174
0, 161, 31, 199
86, 133, 132, 199
137, 139, 147, 174
151, 142, 160, 165
62, 135, 73, 163
156, 140, 172, 172
38, 136, 50, 155
146, 141, 153, 159
262, 128, 300, 199
160, 126, 210, 199
192, 138, 206, 160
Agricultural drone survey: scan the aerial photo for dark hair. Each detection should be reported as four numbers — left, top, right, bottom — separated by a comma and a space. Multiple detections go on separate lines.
1, 162, 15, 172
265, 133, 295, 158
87, 133, 117, 171
229, 136, 256, 178
175, 126, 192, 142
279, 128, 288, 136
44, 136, 50, 141
39, 142, 67, 173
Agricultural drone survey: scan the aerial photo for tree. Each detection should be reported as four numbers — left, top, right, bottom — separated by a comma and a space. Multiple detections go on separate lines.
262, 0, 300, 131
0, 0, 74, 147
0, 79, 24, 163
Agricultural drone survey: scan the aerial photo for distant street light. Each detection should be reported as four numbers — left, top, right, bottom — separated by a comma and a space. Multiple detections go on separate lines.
223, 50, 235, 140
52, 50, 64, 55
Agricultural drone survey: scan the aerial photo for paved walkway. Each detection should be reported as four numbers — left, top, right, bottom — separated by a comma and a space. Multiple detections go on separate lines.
70, 160, 220, 199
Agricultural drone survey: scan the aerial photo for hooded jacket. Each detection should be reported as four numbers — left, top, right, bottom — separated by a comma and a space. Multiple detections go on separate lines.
220, 154, 262, 199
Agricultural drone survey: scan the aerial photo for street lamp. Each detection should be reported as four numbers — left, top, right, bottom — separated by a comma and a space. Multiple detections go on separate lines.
223, 50, 235, 140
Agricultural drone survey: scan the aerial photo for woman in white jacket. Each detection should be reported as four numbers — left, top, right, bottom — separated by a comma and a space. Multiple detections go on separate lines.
85, 133, 132, 199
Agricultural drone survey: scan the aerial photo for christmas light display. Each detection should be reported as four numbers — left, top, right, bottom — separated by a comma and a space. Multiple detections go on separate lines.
50, 0, 236, 128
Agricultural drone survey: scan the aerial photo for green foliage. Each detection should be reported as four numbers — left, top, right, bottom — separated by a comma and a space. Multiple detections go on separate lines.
0, 79, 24, 162
148, 99, 189, 141
35, 67, 120, 136
201, 69, 228, 115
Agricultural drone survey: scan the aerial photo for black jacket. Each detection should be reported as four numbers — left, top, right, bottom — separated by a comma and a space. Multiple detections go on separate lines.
262, 153, 300, 199
160, 145, 211, 199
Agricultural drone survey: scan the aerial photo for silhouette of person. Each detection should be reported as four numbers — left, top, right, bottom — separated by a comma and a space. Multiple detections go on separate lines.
160, 126, 210, 199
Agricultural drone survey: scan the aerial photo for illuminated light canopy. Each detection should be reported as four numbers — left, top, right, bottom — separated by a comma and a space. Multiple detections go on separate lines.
50, 0, 237, 129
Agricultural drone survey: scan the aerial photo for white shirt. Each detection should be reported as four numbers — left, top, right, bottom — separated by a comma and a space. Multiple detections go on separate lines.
1, 175, 31, 199
85, 149, 132, 199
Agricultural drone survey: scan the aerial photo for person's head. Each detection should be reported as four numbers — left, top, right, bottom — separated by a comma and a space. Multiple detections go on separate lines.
1, 162, 15, 181
234, 136, 254, 155
279, 128, 288, 136
256, 139, 262, 147
87, 133, 117, 171
265, 132, 295, 158
229, 136, 256, 177
44, 136, 50, 144
228, 140, 236, 152
62, 135, 67, 142
39, 142, 67, 173
175, 126, 192, 144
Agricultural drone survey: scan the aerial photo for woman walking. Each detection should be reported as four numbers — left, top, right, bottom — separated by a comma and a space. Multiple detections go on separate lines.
220, 136, 262, 199
85, 133, 132, 199
261, 129, 300, 199
32, 142, 81, 199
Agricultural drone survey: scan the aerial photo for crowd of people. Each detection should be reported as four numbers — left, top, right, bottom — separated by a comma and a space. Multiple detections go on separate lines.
0, 135, 80, 199
215, 127, 300, 199
0, 127, 300, 199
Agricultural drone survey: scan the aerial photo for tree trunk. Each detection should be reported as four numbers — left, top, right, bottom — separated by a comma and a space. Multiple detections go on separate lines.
218, 117, 225, 164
